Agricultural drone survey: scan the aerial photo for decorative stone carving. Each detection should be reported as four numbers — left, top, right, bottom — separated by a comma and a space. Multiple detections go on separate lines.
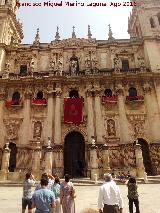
51, 38, 96, 48
33, 121, 42, 139
16, 148, 34, 171
127, 114, 146, 139
143, 82, 152, 94
107, 119, 116, 137
4, 118, 23, 140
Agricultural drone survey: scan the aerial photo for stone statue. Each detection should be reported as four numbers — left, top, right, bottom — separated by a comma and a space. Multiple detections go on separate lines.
91, 136, 96, 145
107, 119, 116, 137
4, 61, 10, 72
50, 55, 57, 71
47, 137, 51, 148
30, 58, 35, 73
113, 54, 121, 72
33, 121, 42, 139
70, 59, 78, 75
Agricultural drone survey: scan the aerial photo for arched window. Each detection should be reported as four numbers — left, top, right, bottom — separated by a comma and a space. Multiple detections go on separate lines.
104, 89, 112, 97
122, 59, 129, 71
150, 17, 155, 28
128, 87, 137, 97
157, 13, 160, 25
69, 90, 79, 98
20, 65, 27, 76
12, 91, 20, 101
36, 91, 43, 99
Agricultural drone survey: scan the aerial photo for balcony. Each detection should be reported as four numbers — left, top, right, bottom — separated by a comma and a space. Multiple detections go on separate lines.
126, 96, 144, 103
5, 99, 22, 107
31, 98, 47, 106
102, 96, 118, 103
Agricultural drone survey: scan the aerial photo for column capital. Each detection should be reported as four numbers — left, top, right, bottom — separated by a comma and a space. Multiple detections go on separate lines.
54, 88, 62, 97
24, 87, 32, 99
115, 84, 124, 95
94, 89, 102, 97
85, 90, 93, 97
142, 82, 152, 94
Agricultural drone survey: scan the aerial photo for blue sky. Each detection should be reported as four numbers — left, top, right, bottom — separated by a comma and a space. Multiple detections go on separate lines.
17, 0, 132, 44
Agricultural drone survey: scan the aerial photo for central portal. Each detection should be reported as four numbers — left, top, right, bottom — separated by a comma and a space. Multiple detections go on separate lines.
64, 131, 85, 178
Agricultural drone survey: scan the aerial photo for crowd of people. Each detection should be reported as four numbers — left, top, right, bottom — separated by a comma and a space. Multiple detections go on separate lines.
22, 172, 140, 213
22, 172, 76, 213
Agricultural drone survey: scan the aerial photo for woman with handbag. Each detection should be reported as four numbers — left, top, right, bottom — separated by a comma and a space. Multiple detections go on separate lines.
60, 174, 76, 213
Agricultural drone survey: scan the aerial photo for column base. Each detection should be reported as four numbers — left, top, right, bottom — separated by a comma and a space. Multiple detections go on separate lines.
0, 170, 8, 181
90, 168, 99, 180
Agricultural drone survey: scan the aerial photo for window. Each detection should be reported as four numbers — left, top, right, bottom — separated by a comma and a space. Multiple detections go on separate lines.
12, 91, 20, 105
122, 60, 129, 71
104, 89, 112, 97
20, 65, 27, 76
150, 17, 155, 28
36, 91, 43, 99
69, 90, 79, 98
128, 87, 137, 97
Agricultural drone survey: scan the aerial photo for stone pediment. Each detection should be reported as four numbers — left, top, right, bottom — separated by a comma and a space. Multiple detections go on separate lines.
51, 38, 97, 48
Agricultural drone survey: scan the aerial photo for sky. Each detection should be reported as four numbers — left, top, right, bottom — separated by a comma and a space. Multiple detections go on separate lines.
17, 0, 133, 44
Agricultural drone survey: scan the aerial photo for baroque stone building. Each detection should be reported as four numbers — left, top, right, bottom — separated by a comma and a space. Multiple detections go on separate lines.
0, 0, 160, 180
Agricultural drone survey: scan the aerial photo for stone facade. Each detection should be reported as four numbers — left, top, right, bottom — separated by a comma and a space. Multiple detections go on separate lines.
0, 0, 160, 179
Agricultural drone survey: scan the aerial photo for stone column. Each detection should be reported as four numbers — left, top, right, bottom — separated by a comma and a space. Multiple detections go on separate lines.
44, 147, 53, 174
116, 88, 130, 143
86, 91, 95, 143
22, 88, 32, 145
94, 90, 105, 144
90, 144, 98, 180
143, 82, 160, 142
46, 90, 54, 140
32, 142, 41, 179
135, 144, 145, 178
154, 80, 160, 112
0, 143, 10, 180
102, 144, 110, 174
0, 89, 6, 146
54, 88, 62, 145
0, 48, 6, 73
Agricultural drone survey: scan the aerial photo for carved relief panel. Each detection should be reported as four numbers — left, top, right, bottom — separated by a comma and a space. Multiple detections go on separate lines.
4, 118, 23, 140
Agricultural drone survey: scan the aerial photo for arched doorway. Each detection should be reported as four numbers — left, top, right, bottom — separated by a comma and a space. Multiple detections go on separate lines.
8, 142, 17, 172
64, 131, 85, 178
138, 139, 153, 175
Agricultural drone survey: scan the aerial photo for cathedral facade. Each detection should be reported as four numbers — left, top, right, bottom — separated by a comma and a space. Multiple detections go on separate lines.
0, 0, 160, 180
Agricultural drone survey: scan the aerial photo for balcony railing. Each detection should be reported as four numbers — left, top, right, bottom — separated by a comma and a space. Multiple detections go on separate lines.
32, 98, 47, 106
102, 96, 118, 103
5, 99, 22, 107
126, 96, 144, 102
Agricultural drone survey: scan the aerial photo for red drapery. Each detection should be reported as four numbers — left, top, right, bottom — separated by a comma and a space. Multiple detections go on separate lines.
64, 98, 83, 124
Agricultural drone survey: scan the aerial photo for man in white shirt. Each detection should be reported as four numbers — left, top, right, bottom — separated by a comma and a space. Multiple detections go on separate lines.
98, 173, 123, 213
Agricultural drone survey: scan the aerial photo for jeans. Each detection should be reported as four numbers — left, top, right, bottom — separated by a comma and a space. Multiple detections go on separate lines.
128, 198, 140, 213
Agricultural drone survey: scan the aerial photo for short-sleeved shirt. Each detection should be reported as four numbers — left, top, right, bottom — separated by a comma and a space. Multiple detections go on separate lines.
51, 183, 60, 199
23, 179, 35, 199
32, 187, 55, 213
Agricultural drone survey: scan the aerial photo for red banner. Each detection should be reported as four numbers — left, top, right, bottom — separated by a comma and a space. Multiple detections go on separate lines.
64, 98, 83, 124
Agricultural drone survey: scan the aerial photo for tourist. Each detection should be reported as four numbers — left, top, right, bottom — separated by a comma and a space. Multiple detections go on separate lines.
32, 178, 55, 213
60, 174, 76, 213
35, 173, 54, 191
126, 176, 140, 213
22, 172, 35, 213
51, 176, 61, 213
98, 173, 123, 213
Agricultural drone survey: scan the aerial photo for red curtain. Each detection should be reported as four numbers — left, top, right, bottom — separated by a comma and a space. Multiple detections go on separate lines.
64, 98, 83, 124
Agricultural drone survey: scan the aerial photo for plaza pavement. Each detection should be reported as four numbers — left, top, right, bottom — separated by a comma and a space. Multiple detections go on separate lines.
0, 184, 159, 213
